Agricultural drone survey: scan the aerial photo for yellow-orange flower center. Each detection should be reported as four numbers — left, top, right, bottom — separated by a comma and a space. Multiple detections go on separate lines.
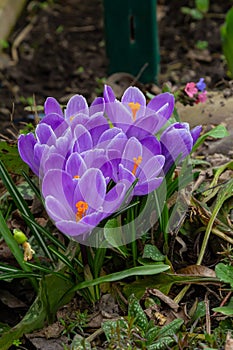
128, 102, 140, 121
132, 156, 142, 176
76, 201, 88, 222
73, 175, 80, 179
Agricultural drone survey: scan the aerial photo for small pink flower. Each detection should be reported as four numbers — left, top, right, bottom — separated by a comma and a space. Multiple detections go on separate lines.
184, 82, 198, 98
197, 91, 207, 103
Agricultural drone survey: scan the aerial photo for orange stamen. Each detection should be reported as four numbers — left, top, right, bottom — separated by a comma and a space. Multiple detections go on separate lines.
76, 201, 88, 222
132, 156, 142, 176
73, 175, 80, 179
128, 102, 140, 121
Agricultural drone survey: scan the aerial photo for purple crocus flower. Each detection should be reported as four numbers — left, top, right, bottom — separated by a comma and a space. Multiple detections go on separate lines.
160, 122, 202, 173
42, 167, 127, 239
18, 109, 110, 178
107, 136, 165, 196
103, 85, 175, 135
104, 85, 175, 135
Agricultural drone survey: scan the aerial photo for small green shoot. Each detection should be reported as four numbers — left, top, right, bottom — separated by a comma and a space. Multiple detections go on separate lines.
221, 6, 233, 78
181, 0, 209, 20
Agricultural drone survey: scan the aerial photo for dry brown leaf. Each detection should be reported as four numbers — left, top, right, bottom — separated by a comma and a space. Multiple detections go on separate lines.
147, 288, 179, 311
177, 265, 216, 277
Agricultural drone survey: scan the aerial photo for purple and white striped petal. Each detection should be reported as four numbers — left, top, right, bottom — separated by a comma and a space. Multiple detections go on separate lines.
44, 97, 63, 116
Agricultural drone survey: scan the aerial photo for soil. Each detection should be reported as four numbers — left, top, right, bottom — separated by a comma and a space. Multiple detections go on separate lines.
0, 0, 232, 137
0, 0, 233, 349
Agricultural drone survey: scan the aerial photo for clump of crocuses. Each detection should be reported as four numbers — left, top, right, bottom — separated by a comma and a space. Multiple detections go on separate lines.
18, 85, 201, 241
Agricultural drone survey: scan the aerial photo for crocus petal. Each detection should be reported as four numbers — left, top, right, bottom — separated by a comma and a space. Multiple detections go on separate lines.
40, 113, 68, 136
36, 123, 56, 146
106, 149, 122, 182
106, 132, 128, 153
161, 128, 192, 159
82, 149, 113, 179
147, 92, 174, 122
160, 122, 194, 172
18, 133, 39, 176
82, 211, 104, 226
104, 85, 131, 128
141, 155, 165, 180
118, 164, 135, 184
127, 115, 160, 138
103, 84, 116, 103
34, 143, 49, 177
134, 177, 163, 196
140, 135, 161, 155
44, 153, 66, 174
98, 127, 123, 145
121, 137, 142, 171
45, 196, 73, 222
121, 86, 146, 107
86, 114, 110, 145
66, 152, 87, 178
65, 94, 89, 119
105, 101, 132, 131
44, 97, 63, 116
102, 182, 127, 214
70, 113, 89, 127
56, 213, 106, 238
191, 125, 202, 145
42, 169, 75, 209
90, 97, 105, 116
78, 168, 106, 210
54, 128, 72, 156
55, 219, 92, 237
73, 124, 93, 152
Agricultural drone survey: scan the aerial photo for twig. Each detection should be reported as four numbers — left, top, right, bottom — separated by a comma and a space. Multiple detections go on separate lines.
86, 328, 103, 343
69, 25, 96, 32
213, 291, 232, 317
11, 17, 37, 62
204, 293, 211, 335
132, 63, 149, 86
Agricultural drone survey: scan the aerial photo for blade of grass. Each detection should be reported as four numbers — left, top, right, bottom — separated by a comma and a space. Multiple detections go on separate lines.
24, 262, 73, 282
0, 264, 22, 273
0, 159, 53, 262
22, 170, 41, 200
48, 245, 81, 279
0, 272, 41, 280
22, 214, 84, 269
68, 263, 170, 293
22, 214, 66, 251
0, 210, 38, 290
197, 178, 233, 265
